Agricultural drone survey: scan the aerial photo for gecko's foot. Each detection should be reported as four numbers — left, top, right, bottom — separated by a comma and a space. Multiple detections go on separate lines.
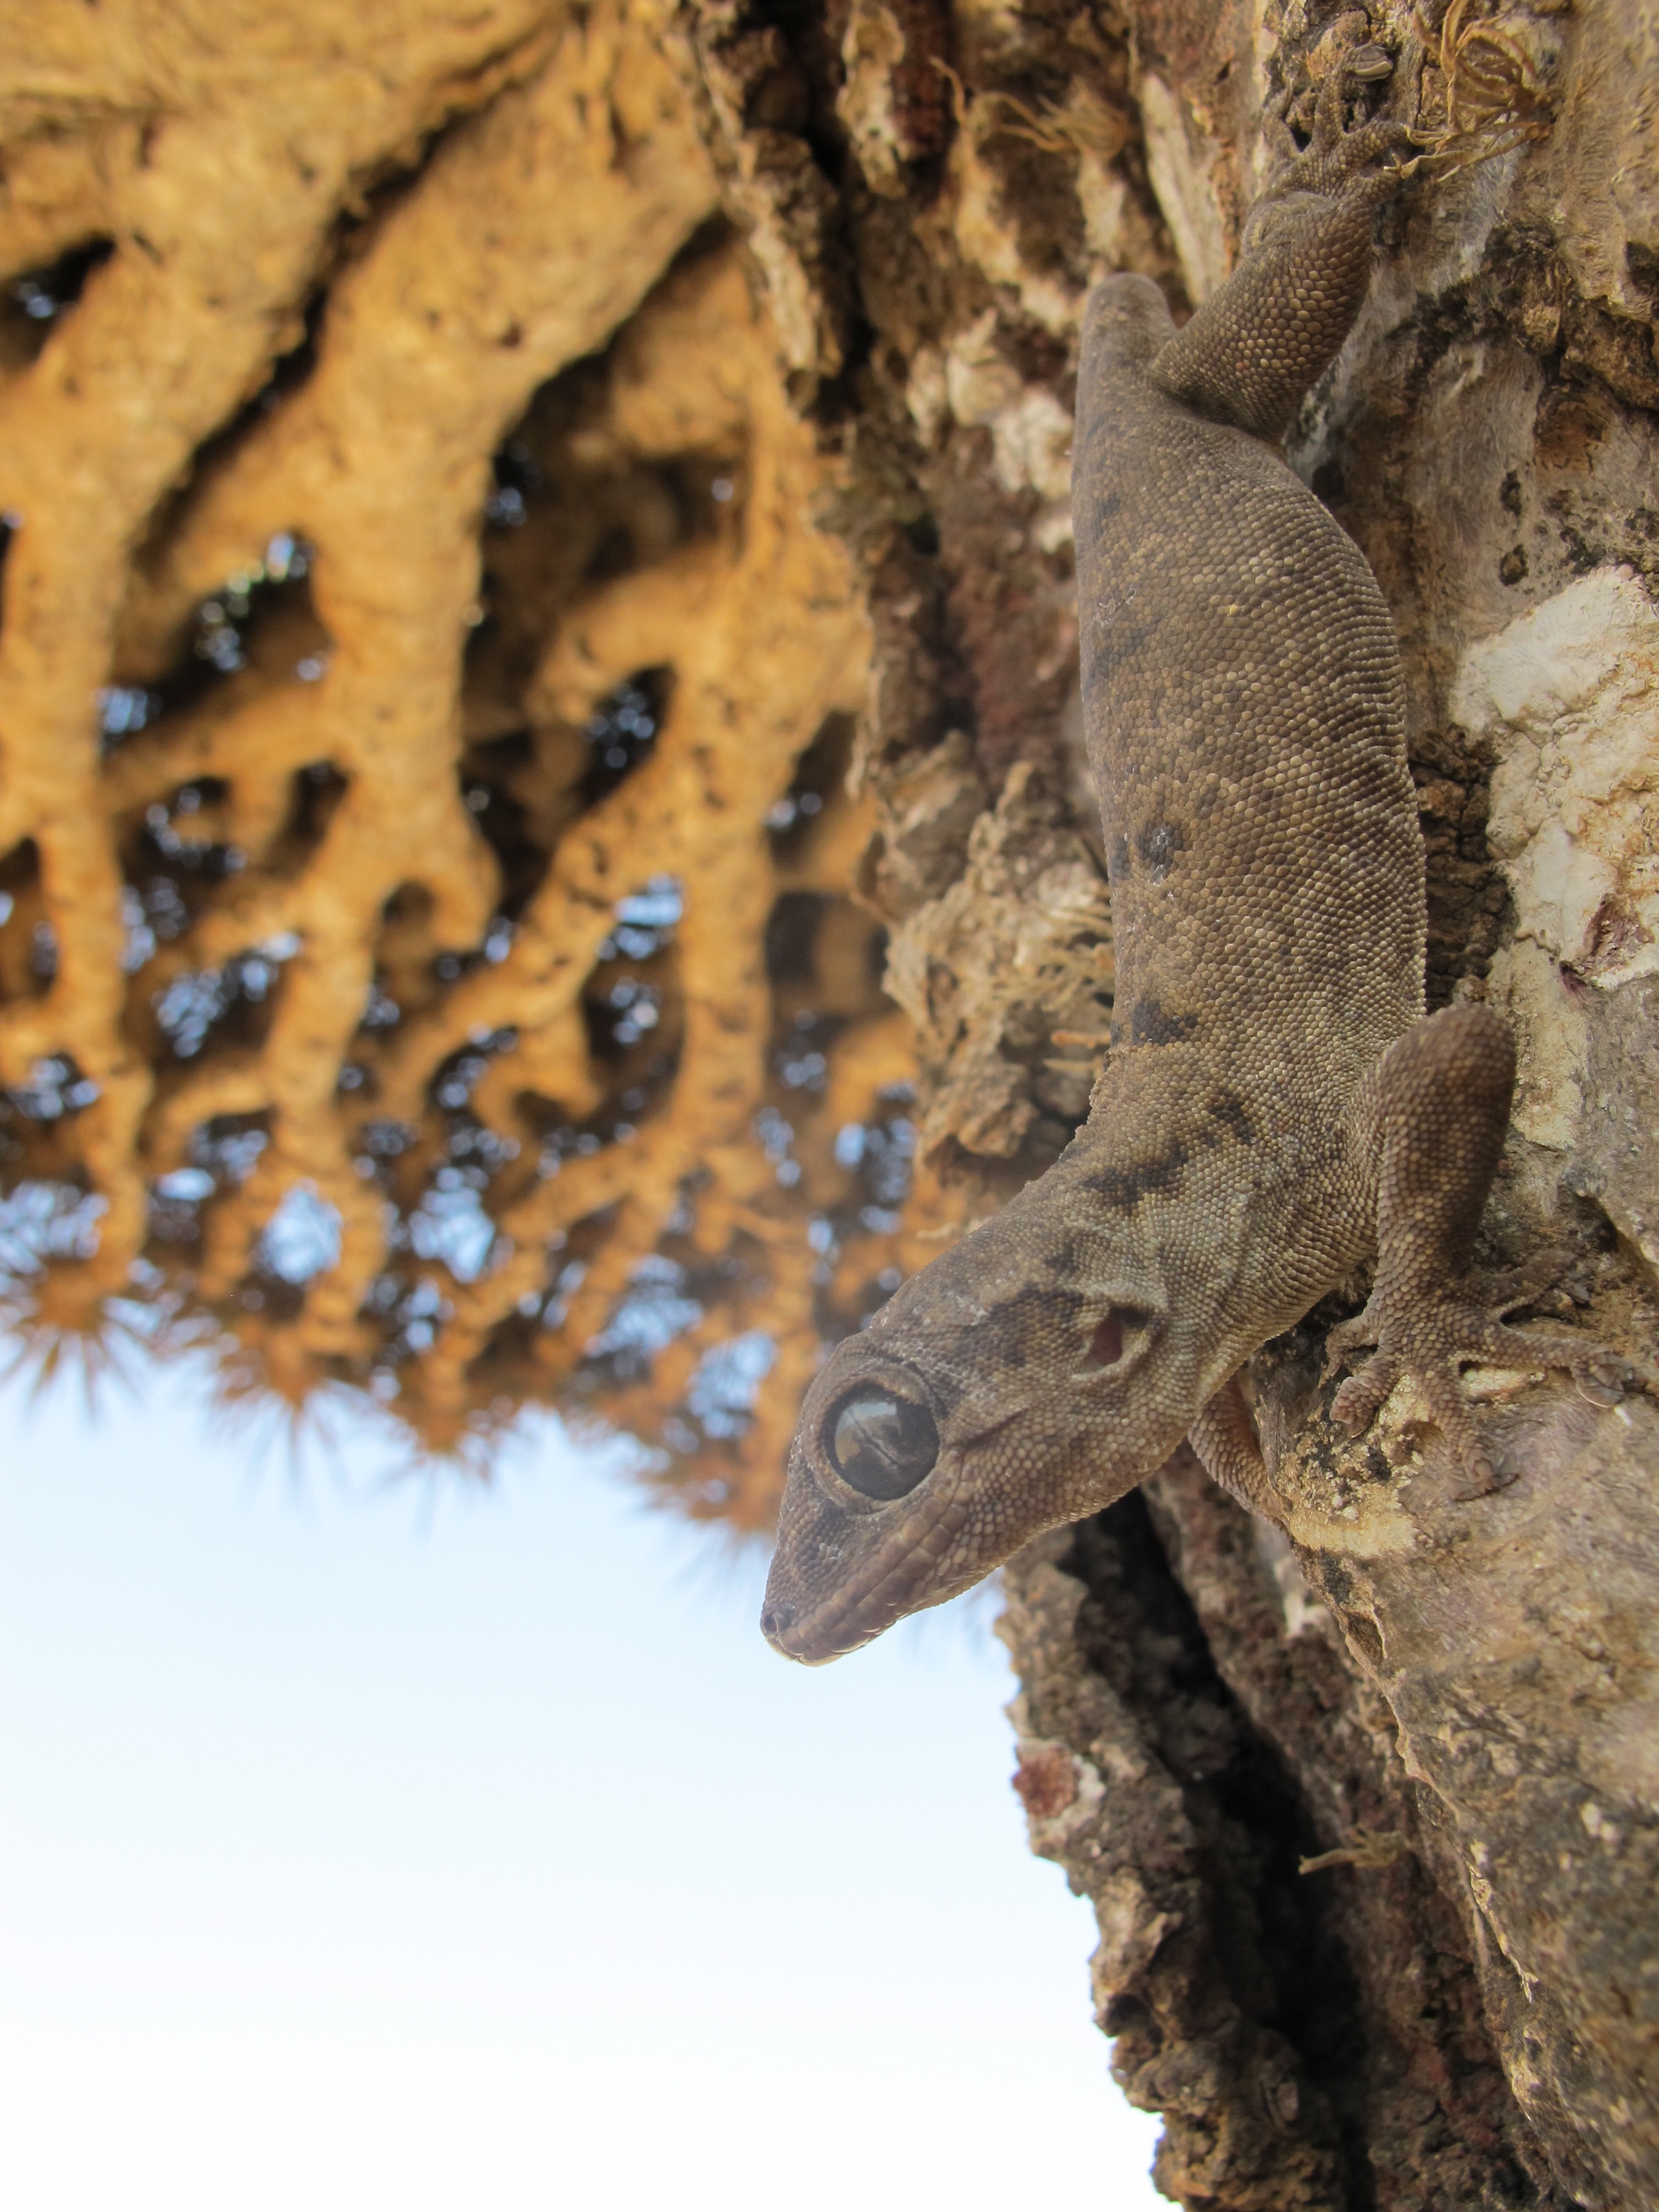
1322, 1252, 1650, 1493
1262, 13, 1420, 193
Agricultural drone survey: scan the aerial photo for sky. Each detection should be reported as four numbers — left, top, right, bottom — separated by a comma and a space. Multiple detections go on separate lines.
0, 1353, 1164, 2211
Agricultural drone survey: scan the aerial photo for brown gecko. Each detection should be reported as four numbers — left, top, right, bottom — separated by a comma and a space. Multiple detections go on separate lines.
761, 35, 1633, 1664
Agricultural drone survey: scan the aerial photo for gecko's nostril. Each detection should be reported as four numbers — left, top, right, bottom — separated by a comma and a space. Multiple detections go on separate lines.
760, 1606, 782, 1641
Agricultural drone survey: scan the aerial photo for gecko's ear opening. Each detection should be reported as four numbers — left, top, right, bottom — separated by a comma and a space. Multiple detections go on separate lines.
1082, 1304, 1155, 1372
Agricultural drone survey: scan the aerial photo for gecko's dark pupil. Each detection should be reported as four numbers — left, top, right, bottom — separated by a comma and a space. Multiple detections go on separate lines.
827, 1391, 939, 1501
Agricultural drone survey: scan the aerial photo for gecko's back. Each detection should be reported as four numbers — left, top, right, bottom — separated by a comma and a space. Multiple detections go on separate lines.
1073, 273, 1423, 1114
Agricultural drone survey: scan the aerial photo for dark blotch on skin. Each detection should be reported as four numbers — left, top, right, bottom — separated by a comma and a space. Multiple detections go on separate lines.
986, 1280, 1088, 1371
1212, 1090, 1254, 1144
1088, 1140, 1191, 1211
1131, 998, 1199, 1046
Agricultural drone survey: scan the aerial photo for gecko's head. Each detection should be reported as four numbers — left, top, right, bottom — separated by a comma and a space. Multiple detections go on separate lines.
760, 1174, 1198, 1663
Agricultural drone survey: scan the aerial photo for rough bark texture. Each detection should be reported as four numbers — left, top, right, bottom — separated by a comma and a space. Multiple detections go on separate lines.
2, 2, 1656, 2204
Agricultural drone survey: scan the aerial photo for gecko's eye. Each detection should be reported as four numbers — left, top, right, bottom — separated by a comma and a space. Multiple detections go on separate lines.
826, 1390, 939, 1500
1086, 1307, 1151, 1368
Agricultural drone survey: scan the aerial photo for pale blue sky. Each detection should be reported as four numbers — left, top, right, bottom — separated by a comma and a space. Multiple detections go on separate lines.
0, 1356, 1163, 2210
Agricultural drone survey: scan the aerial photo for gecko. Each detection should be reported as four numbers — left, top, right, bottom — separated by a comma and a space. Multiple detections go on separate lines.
761, 29, 1634, 1665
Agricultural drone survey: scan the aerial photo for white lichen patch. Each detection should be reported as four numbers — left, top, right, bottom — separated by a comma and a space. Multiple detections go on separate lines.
941, 311, 1075, 499
1075, 144, 1134, 264
1453, 566, 1659, 989
987, 387, 1075, 503
943, 309, 1024, 427
947, 120, 1080, 335
1254, 1519, 1330, 1636
837, 0, 910, 199
906, 343, 949, 447
1087, 1866, 1176, 1998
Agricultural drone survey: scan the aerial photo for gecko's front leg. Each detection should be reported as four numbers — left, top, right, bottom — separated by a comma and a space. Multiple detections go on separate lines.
1328, 1002, 1650, 1490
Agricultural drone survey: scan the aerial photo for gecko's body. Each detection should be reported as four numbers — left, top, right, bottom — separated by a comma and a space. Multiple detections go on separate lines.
761, 51, 1620, 1665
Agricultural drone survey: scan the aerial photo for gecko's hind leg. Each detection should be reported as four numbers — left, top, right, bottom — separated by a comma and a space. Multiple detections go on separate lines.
1327, 1004, 1648, 1490
1189, 1372, 1287, 1525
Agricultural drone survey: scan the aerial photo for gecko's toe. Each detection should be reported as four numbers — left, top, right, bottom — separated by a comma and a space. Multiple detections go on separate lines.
1415, 1357, 1503, 1495
1456, 1313, 1646, 1396
1322, 1306, 1379, 1382
1306, 15, 1408, 156
1335, 1324, 1500, 1488
1331, 1343, 1399, 1433
1469, 1246, 1577, 1318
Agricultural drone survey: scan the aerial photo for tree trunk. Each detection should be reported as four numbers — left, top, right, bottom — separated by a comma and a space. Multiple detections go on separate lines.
2, 5, 1655, 2203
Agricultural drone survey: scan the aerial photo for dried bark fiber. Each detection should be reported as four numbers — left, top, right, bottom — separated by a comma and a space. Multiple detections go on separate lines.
3, 0, 1657, 2203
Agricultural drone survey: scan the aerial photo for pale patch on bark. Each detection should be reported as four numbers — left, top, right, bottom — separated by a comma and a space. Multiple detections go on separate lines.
1457, 565, 1659, 989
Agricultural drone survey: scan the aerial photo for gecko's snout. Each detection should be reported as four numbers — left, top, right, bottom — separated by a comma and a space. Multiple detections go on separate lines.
759, 1593, 840, 1666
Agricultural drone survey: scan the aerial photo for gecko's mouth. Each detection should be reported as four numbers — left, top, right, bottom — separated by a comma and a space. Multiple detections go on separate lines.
760, 1477, 977, 1664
